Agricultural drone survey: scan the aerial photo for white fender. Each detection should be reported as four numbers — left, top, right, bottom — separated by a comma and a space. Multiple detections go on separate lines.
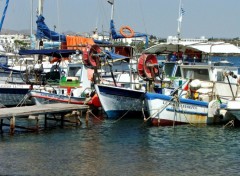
208, 100, 220, 118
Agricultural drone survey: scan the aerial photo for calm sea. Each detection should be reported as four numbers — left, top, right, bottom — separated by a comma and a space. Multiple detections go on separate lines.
0, 116, 240, 176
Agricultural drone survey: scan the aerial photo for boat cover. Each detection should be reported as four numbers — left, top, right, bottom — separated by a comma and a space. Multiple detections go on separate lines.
18, 49, 78, 58
36, 15, 111, 45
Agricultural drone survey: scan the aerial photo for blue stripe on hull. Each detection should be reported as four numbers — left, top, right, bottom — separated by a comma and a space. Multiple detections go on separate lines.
98, 85, 145, 99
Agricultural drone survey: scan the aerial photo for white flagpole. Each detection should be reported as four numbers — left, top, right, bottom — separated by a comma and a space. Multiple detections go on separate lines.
177, 0, 182, 40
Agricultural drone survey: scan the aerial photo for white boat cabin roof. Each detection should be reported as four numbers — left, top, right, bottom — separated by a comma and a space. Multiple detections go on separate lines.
144, 42, 240, 55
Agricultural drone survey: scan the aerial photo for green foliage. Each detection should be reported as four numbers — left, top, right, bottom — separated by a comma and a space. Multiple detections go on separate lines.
14, 39, 28, 49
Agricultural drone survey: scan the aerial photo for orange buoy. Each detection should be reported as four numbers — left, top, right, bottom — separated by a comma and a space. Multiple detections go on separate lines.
119, 26, 134, 38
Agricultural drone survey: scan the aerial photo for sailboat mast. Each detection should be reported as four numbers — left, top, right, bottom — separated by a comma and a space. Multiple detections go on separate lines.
38, 0, 43, 16
110, 0, 114, 20
30, 0, 33, 36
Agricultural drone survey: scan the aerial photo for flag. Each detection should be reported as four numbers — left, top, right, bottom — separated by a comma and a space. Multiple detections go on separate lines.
178, 7, 185, 23
181, 7, 185, 15
107, 0, 114, 5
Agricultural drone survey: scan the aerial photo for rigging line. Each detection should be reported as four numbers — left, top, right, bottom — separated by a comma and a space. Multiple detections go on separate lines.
57, 0, 61, 42
94, 0, 102, 30
98, 0, 108, 30
138, 0, 148, 34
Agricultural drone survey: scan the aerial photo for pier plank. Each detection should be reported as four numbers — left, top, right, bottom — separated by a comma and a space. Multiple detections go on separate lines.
0, 103, 89, 119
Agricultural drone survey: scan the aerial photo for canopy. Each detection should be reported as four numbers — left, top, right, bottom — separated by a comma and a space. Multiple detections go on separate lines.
144, 42, 240, 55
189, 42, 240, 54
18, 49, 79, 58
105, 50, 129, 60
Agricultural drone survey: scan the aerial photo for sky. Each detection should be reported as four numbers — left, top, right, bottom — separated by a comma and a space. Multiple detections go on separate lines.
1, 0, 240, 39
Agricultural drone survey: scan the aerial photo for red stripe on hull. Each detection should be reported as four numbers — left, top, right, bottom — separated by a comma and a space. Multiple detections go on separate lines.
151, 118, 188, 126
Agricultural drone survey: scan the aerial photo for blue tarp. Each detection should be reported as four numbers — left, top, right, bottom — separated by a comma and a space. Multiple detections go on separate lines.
36, 15, 66, 42
105, 50, 129, 60
36, 15, 112, 45
18, 49, 79, 58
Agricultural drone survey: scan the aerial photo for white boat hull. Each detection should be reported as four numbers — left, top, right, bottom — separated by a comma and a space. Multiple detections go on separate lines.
95, 84, 145, 119
145, 92, 230, 126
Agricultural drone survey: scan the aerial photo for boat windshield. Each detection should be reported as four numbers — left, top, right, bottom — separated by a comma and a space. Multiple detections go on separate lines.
68, 66, 81, 77
182, 68, 210, 81
164, 63, 182, 78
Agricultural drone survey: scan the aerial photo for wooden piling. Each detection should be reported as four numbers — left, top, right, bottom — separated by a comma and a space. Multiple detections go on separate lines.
0, 119, 3, 134
86, 110, 89, 127
10, 116, 15, 135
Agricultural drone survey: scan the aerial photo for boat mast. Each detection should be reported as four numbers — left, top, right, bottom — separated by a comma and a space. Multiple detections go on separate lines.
108, 0, 114, 41
30, 0, 33, 36
37, 0, 44, 49
107, 0, 115, 20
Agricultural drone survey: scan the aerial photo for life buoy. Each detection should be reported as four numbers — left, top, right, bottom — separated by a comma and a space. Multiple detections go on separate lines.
120, 26, 134, 38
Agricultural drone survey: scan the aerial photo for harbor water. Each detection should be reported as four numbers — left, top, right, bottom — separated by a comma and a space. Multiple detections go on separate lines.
1, 56, 240, 175
0, 116, 240, 176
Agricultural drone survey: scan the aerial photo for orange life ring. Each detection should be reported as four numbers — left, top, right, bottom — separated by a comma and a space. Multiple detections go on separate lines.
120, 26, 134, 38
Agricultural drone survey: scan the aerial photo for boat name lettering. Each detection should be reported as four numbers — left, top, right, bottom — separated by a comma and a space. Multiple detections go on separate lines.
162, 101, 197, 110
41, 93, 57, 98
180, 104, 197, 110
0, 84, 25, 88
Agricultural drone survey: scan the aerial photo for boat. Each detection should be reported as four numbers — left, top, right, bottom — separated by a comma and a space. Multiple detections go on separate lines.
96, 40, 240, 124
95, 84, 145, 119
0, 83, 35, 107
28, 62, 101, 109
142, 41, 240, 126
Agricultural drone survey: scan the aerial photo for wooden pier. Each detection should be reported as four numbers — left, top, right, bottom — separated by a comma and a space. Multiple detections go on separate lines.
0, 103, 89, 134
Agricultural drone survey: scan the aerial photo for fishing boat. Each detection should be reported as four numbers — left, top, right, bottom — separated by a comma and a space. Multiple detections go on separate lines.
95, 84, 145, 119
142, 41, 240, 126
28, 62, 101, 109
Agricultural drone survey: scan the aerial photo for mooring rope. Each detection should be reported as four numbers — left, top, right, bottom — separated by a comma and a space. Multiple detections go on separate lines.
87, 109, 105, 122
223, 120, 234, 128
16, 93, 30, 107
